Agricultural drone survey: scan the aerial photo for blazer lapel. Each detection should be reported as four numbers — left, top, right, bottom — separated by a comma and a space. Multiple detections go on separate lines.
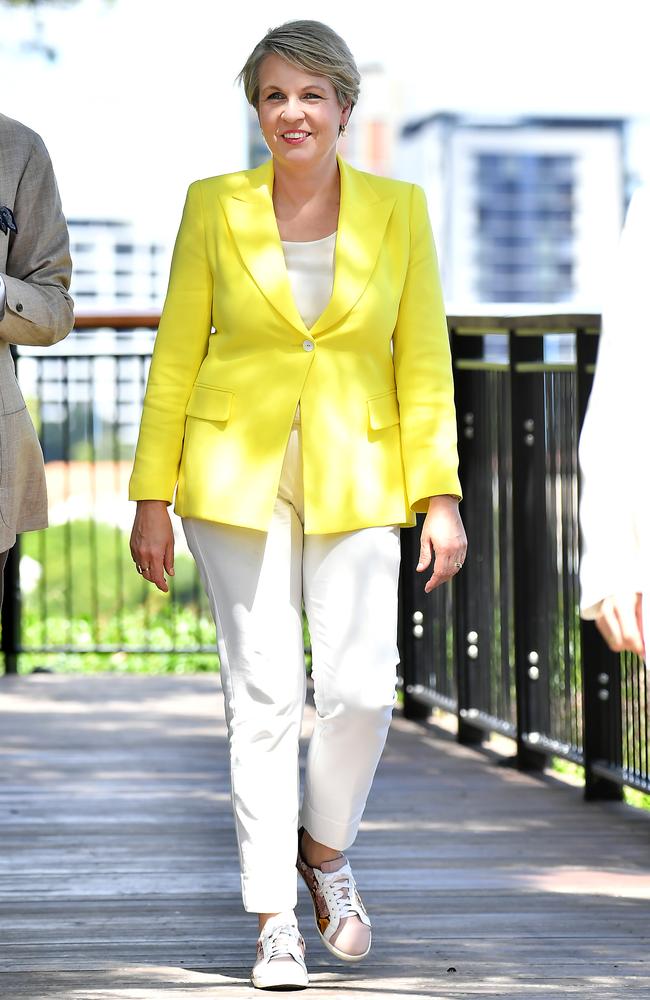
219, 155, 396, 337
311, 156, 396, 336
219, 160, 307, 334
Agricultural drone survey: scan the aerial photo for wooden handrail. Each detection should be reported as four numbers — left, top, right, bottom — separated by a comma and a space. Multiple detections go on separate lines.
73, 311, 160, 330
71, 308, 601, 333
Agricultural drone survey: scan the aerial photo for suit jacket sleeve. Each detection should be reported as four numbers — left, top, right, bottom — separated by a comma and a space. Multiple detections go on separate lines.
0, 132, 74, 347
578, 187, 649, 617
393, 183, 462, 510
129, 181, 213, 503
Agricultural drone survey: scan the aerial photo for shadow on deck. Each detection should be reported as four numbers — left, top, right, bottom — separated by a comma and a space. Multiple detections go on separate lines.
1, 673, 649, 999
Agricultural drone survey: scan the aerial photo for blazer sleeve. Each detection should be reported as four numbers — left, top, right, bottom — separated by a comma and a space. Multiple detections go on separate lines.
129, 181, 212, 503
0, 133, 74, 347
578, 187, 649, 617
393, 183, 462, 511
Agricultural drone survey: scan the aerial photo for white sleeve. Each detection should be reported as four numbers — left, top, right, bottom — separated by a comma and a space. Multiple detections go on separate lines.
578, 187, 650, 618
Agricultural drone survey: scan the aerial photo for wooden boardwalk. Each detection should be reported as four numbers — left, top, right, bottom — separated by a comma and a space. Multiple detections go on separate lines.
1, 672, 649, 1000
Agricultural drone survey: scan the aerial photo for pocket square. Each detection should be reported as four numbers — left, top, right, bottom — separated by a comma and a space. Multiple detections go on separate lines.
0, 206, 18, 236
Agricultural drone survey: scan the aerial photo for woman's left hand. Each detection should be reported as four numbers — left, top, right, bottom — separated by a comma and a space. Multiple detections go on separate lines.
416, 495, 467, 593
595, 592, 645, 658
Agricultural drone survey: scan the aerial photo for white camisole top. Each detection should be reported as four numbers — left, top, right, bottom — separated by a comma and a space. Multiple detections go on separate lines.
281, 231, 336, 423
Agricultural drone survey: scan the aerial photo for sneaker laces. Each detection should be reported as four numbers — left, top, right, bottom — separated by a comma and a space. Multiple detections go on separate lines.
265, 922, 303, 961
320, 865, 358, 918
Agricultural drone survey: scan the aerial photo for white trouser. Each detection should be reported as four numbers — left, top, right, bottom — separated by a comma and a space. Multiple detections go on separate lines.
183, 416, 401, 913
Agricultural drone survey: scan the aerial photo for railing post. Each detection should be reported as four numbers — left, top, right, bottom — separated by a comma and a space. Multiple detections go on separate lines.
398, 520, 430, 721
451, 329, 485, 745
580, 620, 624, 799
509, 330, 549, 771
575, 327, 624, 800
1, 538, 21, 674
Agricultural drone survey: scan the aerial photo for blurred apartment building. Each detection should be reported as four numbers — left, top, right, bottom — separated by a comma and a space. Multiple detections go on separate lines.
70, 101, 631, 315
68, 219, 166, 311
397, 113, 626, 307
249, 87, 628, 309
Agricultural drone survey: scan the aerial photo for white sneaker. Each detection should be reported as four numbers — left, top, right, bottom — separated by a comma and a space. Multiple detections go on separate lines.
297, 833, 372, 962
250, 912, 309, 991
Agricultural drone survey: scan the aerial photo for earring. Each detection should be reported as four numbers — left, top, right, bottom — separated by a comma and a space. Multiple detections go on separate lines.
339, 123, 347, 136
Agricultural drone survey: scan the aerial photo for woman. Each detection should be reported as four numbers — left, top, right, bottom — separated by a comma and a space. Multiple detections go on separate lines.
130, 20, 466, 990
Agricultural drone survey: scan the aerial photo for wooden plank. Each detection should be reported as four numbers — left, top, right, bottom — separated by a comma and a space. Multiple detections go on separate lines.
1, 673, 649, 999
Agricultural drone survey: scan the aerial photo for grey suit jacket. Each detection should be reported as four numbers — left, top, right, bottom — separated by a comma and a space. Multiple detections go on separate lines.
0, 113, 73, 552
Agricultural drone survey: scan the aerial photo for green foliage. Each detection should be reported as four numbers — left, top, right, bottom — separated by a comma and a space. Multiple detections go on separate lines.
623, 787, 650, 812
19, 520, 216, 668
551, 756, 583, 781
20, 606, 219, 674
21, 520, 201, 620
551, 756, 650, 812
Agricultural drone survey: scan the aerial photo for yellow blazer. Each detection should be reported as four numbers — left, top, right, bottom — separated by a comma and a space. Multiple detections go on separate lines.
129, 155, 462, 534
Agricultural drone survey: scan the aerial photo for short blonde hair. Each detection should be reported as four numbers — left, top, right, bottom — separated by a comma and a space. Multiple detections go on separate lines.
237, 20, 360, 112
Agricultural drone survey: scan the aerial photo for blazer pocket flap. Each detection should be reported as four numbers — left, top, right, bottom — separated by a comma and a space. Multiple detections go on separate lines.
367, 390, 400, 430
186, 385, 233, 422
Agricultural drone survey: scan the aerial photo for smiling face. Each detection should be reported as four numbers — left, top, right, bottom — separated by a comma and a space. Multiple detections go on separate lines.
257, 53, 350, 170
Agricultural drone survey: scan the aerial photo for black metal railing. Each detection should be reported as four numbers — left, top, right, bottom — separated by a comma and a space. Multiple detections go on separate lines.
399, 312, 648, 800
0, 314, 217, 673
2, 311, 647, 801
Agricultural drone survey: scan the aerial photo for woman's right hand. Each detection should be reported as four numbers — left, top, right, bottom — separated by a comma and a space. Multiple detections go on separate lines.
130, 500, 175, 593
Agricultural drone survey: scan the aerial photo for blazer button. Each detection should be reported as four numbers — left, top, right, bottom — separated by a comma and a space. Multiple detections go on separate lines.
302, 339, 314, 352
16, 302, 23, 312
